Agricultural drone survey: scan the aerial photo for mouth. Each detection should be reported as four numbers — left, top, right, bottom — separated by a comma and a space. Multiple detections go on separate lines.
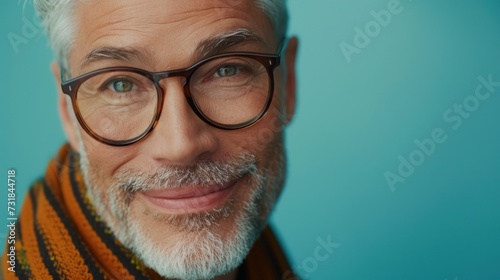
139, 179, 240, 214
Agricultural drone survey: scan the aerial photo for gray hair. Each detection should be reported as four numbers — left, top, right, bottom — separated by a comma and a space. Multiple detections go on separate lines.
34, 0, 289, 71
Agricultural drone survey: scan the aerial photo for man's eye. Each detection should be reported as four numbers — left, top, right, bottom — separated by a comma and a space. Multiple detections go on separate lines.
214, 66, 238, 78
108, 79, 135, 92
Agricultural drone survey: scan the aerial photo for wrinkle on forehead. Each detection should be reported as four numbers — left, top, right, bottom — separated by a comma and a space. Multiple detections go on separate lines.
79, 29, 265, 71
71, 0, 275, 73
76, 0, 260, 37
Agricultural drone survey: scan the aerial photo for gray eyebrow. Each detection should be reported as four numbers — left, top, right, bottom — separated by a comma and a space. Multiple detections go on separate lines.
79, 28, 264, 70
80, 47, 149, 70
196, 28, 265, 58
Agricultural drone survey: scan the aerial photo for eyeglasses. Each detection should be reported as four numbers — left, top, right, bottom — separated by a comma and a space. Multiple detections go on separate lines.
61, 52, 281, 146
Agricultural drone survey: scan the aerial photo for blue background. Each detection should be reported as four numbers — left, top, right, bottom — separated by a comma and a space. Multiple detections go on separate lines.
1, 1, 500, 279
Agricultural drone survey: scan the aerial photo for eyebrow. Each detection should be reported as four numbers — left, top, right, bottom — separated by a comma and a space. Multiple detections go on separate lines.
80, 28, 265, 70
196, 28, 265, 58
80, 47, 149, 70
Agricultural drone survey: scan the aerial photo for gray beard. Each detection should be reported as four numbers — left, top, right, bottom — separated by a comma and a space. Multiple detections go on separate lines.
77, 140, 285, 280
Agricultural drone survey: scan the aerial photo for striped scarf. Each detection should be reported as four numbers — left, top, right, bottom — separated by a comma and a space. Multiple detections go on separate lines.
2, 144, 296, 279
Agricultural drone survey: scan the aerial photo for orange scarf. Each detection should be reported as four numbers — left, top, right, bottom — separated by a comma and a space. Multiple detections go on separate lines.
2, 145, 296, 279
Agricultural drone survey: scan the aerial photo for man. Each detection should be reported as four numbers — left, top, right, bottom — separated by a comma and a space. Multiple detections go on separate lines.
2, 0, 298, 279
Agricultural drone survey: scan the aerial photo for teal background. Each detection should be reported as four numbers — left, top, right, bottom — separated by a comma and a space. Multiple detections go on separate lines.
1, 1, 500, 279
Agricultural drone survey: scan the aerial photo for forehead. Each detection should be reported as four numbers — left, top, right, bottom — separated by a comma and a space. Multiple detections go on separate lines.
70, 0, 276, 72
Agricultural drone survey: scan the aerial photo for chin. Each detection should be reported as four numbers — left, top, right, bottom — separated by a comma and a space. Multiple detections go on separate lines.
112, 175, 270, 279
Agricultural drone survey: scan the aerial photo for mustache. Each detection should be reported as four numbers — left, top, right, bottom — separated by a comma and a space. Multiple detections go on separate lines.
114, 154, 258, 193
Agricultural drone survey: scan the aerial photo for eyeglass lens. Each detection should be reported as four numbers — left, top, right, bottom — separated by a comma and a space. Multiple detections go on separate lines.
74, 55, 271, 142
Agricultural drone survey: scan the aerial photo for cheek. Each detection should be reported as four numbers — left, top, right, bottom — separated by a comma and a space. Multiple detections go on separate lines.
225, 105, 285, 166
81, 133, 138, 182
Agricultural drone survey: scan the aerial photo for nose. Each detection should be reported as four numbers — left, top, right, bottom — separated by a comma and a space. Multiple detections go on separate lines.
141, 77, 219, 165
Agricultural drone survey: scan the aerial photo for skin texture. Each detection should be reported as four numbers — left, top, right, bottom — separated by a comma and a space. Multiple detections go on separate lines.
51, 0, 298, 279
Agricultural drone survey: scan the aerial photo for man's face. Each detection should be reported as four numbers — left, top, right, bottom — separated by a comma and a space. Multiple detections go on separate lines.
57, 0, 296, 279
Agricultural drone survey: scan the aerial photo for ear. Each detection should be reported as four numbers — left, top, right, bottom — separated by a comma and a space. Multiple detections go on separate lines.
283, 36, 298, 124
51, 62, 80, 152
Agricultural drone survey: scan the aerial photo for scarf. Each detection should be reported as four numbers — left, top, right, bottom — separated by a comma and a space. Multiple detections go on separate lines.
2, 144, 297, 279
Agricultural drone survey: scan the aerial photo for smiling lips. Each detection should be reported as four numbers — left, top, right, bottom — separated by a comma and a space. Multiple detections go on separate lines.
140, 180, 238, 213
